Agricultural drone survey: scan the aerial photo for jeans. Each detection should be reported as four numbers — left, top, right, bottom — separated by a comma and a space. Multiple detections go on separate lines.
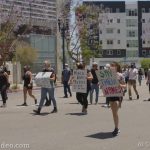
0, 85, 8, 104
90, 83, 99, 104
39, 88, 57, 108
63, 81, 72, 97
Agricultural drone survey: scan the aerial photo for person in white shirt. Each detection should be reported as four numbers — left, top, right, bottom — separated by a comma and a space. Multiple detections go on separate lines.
128, 64, 139, 100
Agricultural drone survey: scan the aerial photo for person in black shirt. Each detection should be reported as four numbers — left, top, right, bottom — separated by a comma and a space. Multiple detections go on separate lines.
33, 61, 57, 114
0, 67, 9, 107
75, 63, 93, 114
90, 62, 99, 104
61, 64, 72, 98
21, 66, 37, 106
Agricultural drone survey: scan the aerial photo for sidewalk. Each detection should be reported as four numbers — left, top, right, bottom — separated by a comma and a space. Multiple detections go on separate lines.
8, 81, 63, 93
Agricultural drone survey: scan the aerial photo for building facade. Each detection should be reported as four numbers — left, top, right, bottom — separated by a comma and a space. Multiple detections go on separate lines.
1, 0, 57, 28
83, 0, 150, 66
0, 0, 58, 73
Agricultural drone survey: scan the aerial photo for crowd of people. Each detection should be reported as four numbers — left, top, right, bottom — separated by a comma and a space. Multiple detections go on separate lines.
0, 60, 150, 136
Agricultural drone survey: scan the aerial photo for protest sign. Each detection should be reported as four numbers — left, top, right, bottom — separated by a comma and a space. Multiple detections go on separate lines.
35, 72, 52, 88
96, 69, 123, 97
72, 70, 87, 93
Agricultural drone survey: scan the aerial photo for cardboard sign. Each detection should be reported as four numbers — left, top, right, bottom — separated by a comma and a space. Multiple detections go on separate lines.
96, 69, 123, 97
35, 72, 52, 88
72, 70, 87, 93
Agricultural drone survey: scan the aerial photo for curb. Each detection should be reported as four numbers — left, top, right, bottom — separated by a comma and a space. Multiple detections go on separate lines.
8, 85, 63, 93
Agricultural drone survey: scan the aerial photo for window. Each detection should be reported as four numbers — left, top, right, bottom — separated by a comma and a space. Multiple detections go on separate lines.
126, 9, 138, 16
142, 8, 145, 13
126, 19, 138, 27
110, 19, 113, 23
107, 50, 113, 55
106, 8, 110, 13
107, 40, 113, 45
143, 40, 145, 44
100, 40, 102, 44
100, 30, 102, 34
116, 8, 120, 13
127, 30, 138, 37
117, 19, 120, 23
117, 50, 121, 55
142, 50, 146, 56
106, 28, 113, 34
117, 29, 120, 34
142, 19, 145, 23
127, 40, 138, 47
148, 41, 150, 44
118, 40, 120, 44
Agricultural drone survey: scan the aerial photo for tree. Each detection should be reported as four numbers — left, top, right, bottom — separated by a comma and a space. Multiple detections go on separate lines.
62, 3, 104, 64
141, 58, 150, 70
14, 42, 38, 66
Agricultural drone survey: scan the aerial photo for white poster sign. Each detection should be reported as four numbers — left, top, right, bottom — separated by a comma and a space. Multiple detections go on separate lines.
72, 70, 87, 93
35, 72, 52, 88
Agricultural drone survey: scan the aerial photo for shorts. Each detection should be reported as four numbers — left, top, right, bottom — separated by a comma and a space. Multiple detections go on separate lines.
24, 84, 33, 90
107, 97, 122, 102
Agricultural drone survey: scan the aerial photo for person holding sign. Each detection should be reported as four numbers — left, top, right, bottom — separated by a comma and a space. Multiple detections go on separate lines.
33, 61, 57, 114
97, 62, 126, 136
108, 62, 126, 136
75, 63, 93, 114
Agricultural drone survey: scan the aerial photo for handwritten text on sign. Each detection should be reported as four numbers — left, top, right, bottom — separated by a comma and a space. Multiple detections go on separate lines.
96, 69, 123, 97
35, 72, 52, 88
72, 70, 87, 93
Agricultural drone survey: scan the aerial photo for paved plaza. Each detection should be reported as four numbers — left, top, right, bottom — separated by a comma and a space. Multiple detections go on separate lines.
0, 81, 150, 150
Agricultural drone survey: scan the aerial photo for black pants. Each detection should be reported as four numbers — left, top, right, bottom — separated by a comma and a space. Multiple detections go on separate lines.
106, 97, 109, 105
0, 85, 8, 104
76, 90, 89, 109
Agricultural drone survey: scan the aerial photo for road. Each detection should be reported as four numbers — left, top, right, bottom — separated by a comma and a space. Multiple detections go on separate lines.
0, 80, 150, 150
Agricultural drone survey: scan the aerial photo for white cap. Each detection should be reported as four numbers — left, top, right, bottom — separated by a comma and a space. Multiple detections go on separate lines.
105, 64, 110, 68
65, 63, 68, 66
92, 62, 98, 65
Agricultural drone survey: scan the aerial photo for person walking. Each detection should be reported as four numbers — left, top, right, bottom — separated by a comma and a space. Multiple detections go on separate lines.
75, 63, 93, 114
128, 64, 139, 100
0, 67, 9, 108
62, 64, 72, 98
90, 62, 99, 105
138, 68, 143, 86
42, 68, 56, 106
21, 66, 37, 106
146, 67, 150, 101
107, 62, 126, 136
33, 61, 57, 114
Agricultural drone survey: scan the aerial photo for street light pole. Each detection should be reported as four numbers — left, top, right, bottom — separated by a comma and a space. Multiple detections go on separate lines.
61, 23, 66, 70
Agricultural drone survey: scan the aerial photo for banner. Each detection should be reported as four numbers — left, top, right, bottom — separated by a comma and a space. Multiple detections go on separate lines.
72, 70, 87, 93
96, 69, 123, 97
35, 72, 52, 88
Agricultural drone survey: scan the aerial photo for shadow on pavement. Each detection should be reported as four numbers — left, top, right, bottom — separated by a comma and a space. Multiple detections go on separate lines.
30, 112, 50, 116
143, 99, 150, 102
86, 132, 114, 139
66, 113, 86, 116
68, 102, 79, 105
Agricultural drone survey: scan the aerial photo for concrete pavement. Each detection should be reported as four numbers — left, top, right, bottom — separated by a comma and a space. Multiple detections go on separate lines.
0, 80, 150, 150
